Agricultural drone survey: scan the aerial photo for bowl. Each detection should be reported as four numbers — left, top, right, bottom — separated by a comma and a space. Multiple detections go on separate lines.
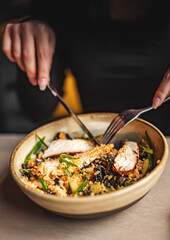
10, 113, 169, 218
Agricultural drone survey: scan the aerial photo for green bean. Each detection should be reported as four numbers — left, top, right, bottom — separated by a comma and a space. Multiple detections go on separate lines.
139, 144, 153, 154
24, 136, 46, 165
38, 177, 48, 191
62, 166, 72, 177
145, 131, 151, 148
60, 154, 76, 159
75, 177, 88, 195
19, 169, 32, 173
59, 154, 78, 167
36, 134, 48, 148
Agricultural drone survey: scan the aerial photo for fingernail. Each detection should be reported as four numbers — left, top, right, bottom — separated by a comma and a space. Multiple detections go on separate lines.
39, 78, 47, 91
153, 96, 160, 109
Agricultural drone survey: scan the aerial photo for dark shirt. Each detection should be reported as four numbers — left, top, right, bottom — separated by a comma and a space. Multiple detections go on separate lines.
17, 0, 170, 134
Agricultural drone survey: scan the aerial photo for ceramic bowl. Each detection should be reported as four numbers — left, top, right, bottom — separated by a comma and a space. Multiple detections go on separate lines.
10, 113, 169, 218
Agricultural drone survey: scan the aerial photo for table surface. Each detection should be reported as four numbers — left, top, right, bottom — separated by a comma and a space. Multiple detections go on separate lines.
0, 134, 169, 240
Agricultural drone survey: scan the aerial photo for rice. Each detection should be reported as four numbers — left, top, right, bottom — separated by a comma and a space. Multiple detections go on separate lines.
20, 131, 157, 197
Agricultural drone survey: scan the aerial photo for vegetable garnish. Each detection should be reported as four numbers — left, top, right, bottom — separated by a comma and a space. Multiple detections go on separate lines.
24, 136, 46, 165
139, 144, 153, 154
75, 177, 88, 195
19, 130, 158, 197
60, 154, 77, 160
139, 132, 154, 171
59, 154, 81, 170
124, 179, 134, 186
62, 166, 72, 177
20, 168, 48, 192
59, 154, 83, 175
144, 131, 154, 170
148, 158, 153, 170
38, 177, 48, 191
36, 134, 48, 148
76, 136, 92, 140
75, 134, 103, 140
19, 169, 32, 173
59, 154, 83, 177
145, 131, 151, 148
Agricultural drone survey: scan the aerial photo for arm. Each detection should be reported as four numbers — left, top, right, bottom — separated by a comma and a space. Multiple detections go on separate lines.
1, 0, 66, 121
2, 20, 56, 90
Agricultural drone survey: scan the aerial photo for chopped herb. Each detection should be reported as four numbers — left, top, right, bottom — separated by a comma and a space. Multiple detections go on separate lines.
148, 158, 153, 170
145, 131, 151, 148
139, 132, 154, 171
24, 136, 46, 165
62, 166, 72, 177
59, 154, 82, 172
60, 154, 77, 160
38, 177, 48, 191
106, 187, 112, 192
36, 134, 48, 148
76, 136, 92, 140
124, 179, 134, 186
19, 169, 32, 173
75, 134, 103, 140
75, 177, 88, 195
59, 154, 82, 175
139, 144, 153, 154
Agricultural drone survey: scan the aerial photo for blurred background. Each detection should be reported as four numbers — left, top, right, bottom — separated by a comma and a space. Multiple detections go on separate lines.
0, 0, 169, 135
0, 0, 83, 133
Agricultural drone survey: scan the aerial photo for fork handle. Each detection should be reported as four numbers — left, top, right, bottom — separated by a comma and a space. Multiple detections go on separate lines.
139, 96, 170, 115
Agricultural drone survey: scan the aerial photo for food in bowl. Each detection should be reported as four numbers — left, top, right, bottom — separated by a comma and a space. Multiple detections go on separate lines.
20, 131, 159, 197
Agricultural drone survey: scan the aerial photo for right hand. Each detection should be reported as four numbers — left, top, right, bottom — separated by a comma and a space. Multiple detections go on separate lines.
2, 20, 56, 90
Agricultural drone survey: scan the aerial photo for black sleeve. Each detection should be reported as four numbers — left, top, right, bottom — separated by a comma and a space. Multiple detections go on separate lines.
30, 0, 110, 26
17, 0, 110, 123
17, 51, 65, 123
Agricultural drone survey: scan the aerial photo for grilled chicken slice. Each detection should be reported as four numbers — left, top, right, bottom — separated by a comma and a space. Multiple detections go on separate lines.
113, 141, 139, 174
31, 160, 59, 177
43, 139, 95, 158
75, 144, 114, 166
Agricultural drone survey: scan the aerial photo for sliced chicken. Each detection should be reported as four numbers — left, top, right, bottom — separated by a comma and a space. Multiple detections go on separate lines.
43, 139, 95, 158
31, 160, 59, 177
113, 141, 139, 174
75, 144, 114, 166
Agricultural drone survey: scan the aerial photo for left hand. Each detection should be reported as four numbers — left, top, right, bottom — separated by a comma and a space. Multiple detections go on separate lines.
152, 68, 170, 108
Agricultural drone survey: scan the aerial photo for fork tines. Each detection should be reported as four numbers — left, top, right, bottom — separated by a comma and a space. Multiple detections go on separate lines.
101, 115, 125, 145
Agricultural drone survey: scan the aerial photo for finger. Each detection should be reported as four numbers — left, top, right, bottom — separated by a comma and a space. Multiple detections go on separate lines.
152, 70, 170, 108
2, 23, 15, 62
35, 31, 52, 91
21, 23, 37, 86
11, 24, 25, 71
49, 28, 56, 56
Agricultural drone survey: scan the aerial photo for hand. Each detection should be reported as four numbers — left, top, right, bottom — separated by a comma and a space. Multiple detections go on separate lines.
152, 68, 170, 108
2, 20, 56, 90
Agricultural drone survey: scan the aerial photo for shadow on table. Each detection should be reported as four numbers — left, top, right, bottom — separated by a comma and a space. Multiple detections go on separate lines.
0, 172, 119, 217
0, 173, 135, 239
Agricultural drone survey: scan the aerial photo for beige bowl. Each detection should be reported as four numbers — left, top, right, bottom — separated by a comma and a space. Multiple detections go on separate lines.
10, 113, 168, 218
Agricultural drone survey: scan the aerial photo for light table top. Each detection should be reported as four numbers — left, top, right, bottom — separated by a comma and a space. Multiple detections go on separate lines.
0, 134, 169, 240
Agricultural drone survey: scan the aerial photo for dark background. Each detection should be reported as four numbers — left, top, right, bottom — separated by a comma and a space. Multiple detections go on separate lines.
0, 0, 169, 135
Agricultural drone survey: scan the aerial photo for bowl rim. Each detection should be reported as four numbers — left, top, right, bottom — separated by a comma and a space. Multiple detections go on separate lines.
10, 112, 169, 203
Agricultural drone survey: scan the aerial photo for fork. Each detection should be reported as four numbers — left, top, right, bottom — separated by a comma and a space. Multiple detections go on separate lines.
101, 96, 170, 145
47, 82, 100, 146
